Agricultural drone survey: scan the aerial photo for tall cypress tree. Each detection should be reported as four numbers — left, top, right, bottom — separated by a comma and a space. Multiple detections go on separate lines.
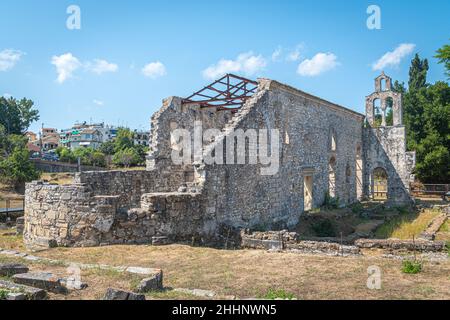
408, 53, 429, 91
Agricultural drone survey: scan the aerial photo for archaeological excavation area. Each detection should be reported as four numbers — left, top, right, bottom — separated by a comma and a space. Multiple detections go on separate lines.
0, 73, 448, 300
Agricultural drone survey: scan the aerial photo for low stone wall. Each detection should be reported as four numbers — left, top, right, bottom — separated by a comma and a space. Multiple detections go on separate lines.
240, 230, 361, 256
241, 230, 447, 255
355, 239, 446, 252
31, 159, 103, 173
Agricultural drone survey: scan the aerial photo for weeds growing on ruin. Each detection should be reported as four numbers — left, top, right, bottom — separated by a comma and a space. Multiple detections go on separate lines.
262, 289, 296, 300
0, 289, 9, 300
401, 260, 423, 274
323, 192, 339, 210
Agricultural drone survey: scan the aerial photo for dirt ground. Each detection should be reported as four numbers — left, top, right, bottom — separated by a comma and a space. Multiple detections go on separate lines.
1, 228, 449, 300
1, 198, 448, 300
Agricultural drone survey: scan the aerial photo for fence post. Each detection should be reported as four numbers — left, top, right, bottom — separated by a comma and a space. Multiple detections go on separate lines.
5, 198, 10, 221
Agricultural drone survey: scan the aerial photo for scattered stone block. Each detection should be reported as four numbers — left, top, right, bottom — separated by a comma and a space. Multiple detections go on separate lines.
12, 272, 68, 294
0, 263, 29, 277
59, 278, 88, 290
125, 266, 160, 275
28, 237, 58, 250
136, 270, 163, 293
0, 279, 47, 300
15, 217, 25, 235
174, 288, 216, 298
103, 288, 145, 300
7, 292, 27, 300
152, 236, 170, 246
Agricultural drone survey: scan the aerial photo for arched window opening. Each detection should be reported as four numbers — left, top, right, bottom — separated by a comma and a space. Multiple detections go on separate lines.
330, 130, 337, 152
385, 97, 394, 126
373, 99, 382, 127
356, 145, 363, 200
328, 156, 336, 198
380, 78, 386, 91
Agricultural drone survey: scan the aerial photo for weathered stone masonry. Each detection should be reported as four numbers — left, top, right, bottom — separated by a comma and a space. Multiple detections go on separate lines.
24, 73, 415, 249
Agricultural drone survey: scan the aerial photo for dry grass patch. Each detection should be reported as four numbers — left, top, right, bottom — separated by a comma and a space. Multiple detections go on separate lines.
34, 244, 450, 300
40, 173, 75, 185
0, 229, 25, 251
375, 209, 440, 239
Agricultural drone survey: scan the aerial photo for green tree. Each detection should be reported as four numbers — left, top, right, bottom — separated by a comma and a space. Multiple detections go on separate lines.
59, 148, 76, 163
114, 128, 134, 152
0, 147, 40, 190
0, 96, 39, 134
436, 43, 450, 78
112, 147, 140, 168
72, 147, 106, 167
99, 140, 115, 155
91, 150, 106, 167
399, 51, 450, 183
408, 53, 429, 91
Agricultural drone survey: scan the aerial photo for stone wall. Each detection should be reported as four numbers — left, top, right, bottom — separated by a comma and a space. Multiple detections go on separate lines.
31, 159, 103, 173
198, 79, 364, 231
24, 73, 415, 249
24, 180, 206, 249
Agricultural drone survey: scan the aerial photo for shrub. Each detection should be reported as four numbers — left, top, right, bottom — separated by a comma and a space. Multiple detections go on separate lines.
311, 220, 336, 237
323, 192, 339, 210
112, 147, 141, 168
351, 202, 364, 214
0, 289, 9, 300
401, 260, 422, 274
263, 289, 296, 300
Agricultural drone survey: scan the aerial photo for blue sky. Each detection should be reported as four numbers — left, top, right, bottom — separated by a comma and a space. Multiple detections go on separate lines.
0, 0, 449, 133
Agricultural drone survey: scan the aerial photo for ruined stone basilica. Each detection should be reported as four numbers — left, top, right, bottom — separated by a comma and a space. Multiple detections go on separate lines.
24, 72, 415, 249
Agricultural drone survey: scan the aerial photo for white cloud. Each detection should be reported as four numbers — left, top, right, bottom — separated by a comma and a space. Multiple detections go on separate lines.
51, 53, 81, 83
142, 61, 167, 79
203, 52, 267, 80
272, 47, 283, 62
297, 52, 339, 77
87, 59, 118, 74
286, 45, 303, 62
93, 99, 104, 106
372, 43, 416, 71
0, 49, 24, 71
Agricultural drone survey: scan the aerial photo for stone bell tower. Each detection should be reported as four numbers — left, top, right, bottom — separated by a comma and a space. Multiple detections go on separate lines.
363, 72, 415, 204
365, 71, 403, 127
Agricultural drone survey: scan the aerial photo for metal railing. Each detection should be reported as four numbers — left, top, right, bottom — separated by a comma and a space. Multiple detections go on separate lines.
411, 184, 449, 198
0, 196, 25, 221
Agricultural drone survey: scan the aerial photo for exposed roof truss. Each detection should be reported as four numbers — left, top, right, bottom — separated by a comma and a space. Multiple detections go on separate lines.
182, 74, 258, 111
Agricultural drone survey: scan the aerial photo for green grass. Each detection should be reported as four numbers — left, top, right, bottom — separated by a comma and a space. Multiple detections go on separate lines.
261, 289, 296, 300
401, 260, 422, 274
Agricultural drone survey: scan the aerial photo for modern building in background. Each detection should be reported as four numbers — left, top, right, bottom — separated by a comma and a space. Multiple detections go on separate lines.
36, 128, 60, 152
133, 130, 150, 147
60, 122, 119, 150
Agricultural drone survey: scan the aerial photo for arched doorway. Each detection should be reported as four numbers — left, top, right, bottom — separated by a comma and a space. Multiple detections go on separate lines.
372, 167, 388, 200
